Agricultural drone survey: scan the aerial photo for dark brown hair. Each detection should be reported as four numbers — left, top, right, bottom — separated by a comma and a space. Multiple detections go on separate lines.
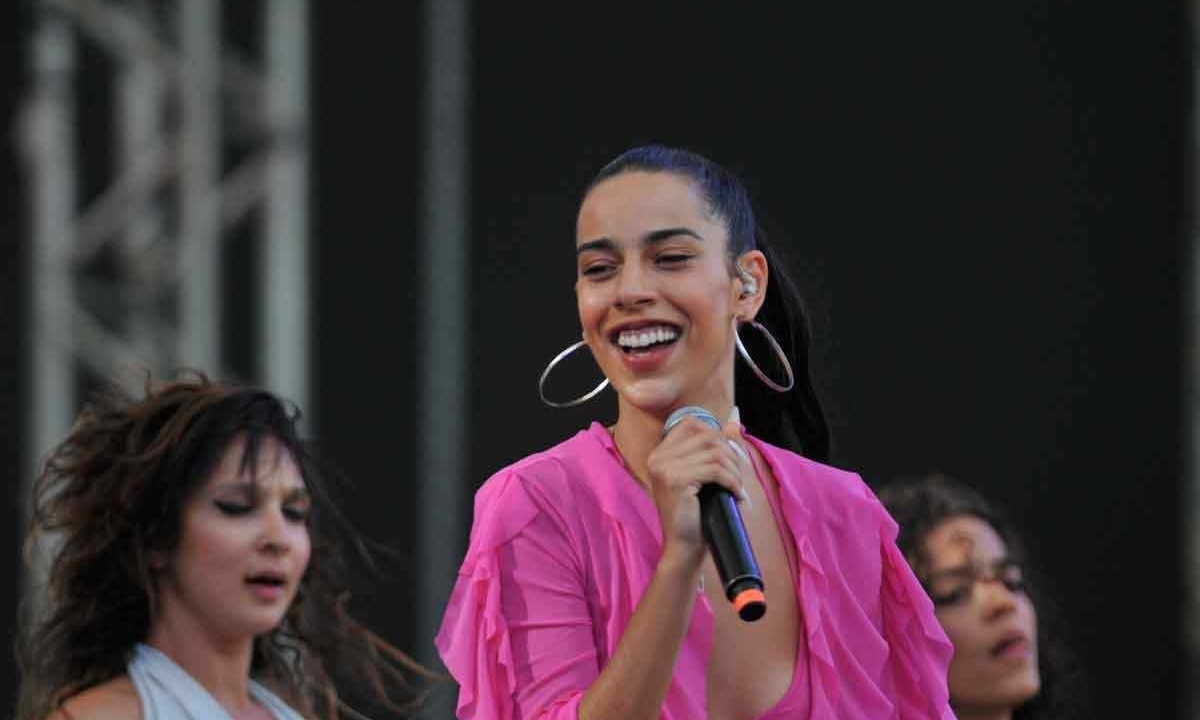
18, 371, 434, 720
586, 144, 831, 461
875, 473, 1089, 720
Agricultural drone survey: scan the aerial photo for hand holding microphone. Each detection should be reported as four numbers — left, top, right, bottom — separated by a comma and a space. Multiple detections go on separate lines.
648, 405, 766, 622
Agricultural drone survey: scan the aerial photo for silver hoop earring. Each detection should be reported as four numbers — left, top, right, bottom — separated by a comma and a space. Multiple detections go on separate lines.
538, 340, 610, 408
735, 320, 795, 392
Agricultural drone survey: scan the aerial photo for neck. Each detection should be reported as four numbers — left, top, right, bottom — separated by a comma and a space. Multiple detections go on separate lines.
146, 609, 258, 713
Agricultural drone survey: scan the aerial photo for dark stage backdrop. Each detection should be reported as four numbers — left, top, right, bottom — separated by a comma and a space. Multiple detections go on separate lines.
1, 3, 1186, 718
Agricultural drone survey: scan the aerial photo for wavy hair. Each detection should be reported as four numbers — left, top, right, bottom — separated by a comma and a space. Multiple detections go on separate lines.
17, 371, 435, 720
875, 473, 1089, 720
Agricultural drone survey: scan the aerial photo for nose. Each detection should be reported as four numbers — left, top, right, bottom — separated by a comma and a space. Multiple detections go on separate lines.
614, 262, 654, 309
258, 505, 292, 556
980, 578, 1018, 620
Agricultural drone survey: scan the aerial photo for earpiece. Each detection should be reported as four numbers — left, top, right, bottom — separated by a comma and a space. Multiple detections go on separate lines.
736, 265, 758, 298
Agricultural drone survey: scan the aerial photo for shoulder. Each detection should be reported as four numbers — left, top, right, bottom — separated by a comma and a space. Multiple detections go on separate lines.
749, 437, 898, 543
751, 437, 876, 505
466, 427, 608, 547
51, 676, 141, 720
475, 427, 607, 512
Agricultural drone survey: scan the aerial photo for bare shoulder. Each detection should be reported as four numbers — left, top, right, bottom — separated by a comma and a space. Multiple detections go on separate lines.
49, 676, 141, 720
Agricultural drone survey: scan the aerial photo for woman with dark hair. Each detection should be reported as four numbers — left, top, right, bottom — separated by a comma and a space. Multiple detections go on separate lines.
435, 145, 954, 719
875, 473, 1082, 720
18, 372, 430, 720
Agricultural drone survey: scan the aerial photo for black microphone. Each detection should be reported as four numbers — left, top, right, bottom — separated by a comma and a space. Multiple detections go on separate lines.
661, 406, 766, 622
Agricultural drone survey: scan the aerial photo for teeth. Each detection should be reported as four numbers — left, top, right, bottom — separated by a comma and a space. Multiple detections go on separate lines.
617, 326, 678, 349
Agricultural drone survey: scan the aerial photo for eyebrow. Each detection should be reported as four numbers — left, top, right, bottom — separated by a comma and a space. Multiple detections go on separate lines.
926, 557, 1017, 582
285, 486, 313, 502
576, 227, 705, 256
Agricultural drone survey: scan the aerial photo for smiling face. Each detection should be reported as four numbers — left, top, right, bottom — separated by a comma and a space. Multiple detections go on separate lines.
924, 515, 1040, 716
575, 171, 766, 418
153, 434, 312, 645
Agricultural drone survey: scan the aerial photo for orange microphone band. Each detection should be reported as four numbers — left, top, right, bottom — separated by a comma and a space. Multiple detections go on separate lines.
732, 586, 766, 622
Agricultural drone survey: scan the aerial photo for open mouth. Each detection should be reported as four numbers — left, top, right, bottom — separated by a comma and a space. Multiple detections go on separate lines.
990, 633, 1030, 658
611, 324, 681, 354
246, 573, 286, 589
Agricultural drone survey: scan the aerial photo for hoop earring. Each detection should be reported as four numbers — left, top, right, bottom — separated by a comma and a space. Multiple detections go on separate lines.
735, 320, 795, 392
538, 340, 610, 408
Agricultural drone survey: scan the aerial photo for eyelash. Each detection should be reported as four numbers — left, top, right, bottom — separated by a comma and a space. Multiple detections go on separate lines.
930, 577, 1026, 607
215, 500, 310, 523
284, 507, 310, 522
215, 500, 251, 516
581, 263, 614, 277
579, 253, 693, 277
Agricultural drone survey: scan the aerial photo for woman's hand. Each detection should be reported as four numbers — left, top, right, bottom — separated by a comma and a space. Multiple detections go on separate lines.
645, 415, 754, 565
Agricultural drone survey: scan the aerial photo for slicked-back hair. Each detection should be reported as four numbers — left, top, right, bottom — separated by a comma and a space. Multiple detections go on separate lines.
586, 145, 831, 461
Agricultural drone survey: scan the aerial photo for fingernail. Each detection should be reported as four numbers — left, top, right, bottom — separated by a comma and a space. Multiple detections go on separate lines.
727, 438, 749, 462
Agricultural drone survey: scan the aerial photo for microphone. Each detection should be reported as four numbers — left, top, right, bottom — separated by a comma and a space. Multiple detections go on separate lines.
661, 406, 766, 622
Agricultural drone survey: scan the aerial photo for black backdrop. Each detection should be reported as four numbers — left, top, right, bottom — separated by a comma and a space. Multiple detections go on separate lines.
1, 2, 1187, 718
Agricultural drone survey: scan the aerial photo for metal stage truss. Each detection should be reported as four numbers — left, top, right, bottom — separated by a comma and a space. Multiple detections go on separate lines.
19, 0, 310, 607
19, 8, 470, 716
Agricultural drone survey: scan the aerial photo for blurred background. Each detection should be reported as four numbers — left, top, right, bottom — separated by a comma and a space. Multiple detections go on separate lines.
0, 1, 1189, 718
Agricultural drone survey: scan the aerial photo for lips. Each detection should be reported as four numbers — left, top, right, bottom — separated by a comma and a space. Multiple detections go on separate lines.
990, 631, 1032, 659
245, 570, 288, 602
246, 570, 287, 587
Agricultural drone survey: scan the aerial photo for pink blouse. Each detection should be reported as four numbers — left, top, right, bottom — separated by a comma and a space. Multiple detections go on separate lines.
436, 423, 954, 719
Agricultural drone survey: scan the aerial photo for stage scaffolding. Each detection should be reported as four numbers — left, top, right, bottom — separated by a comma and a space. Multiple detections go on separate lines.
20, 6, 471, 715
19, 0, 310, 605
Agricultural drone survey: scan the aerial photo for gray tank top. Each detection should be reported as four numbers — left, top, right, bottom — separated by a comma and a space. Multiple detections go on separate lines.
128, 643, 306, 720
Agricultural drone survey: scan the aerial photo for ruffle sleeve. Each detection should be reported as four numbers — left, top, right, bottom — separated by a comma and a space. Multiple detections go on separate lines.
436, 548, 518, 719
877, 507, 957, 719
434, 465, 596, 720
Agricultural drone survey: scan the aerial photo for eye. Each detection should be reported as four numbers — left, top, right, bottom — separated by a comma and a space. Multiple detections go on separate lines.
214, 500, 252, 516
930, 586, 971, 607
655, 253, 693, 265
1001, 567, 1027, 594
283, 505, 310, 523
580, 262, 615, 277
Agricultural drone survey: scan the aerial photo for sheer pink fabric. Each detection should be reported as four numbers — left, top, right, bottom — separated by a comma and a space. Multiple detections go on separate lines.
436, 423, 954, 719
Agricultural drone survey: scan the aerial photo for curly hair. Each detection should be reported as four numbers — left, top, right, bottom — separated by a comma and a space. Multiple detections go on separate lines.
875, 473, 1089, 720
17, 371, 436, 720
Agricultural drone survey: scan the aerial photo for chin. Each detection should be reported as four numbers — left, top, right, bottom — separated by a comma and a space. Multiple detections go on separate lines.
994, 674, 1041, 709
1016, 675, 1041, 704
244, 609, 292, 636
617, 378, 684, 414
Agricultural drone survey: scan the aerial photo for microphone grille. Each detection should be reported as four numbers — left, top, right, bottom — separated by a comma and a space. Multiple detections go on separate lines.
662, 405, 721, 437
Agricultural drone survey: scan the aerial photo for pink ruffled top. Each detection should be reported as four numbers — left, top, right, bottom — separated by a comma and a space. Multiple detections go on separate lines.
436, 423, 954, 719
